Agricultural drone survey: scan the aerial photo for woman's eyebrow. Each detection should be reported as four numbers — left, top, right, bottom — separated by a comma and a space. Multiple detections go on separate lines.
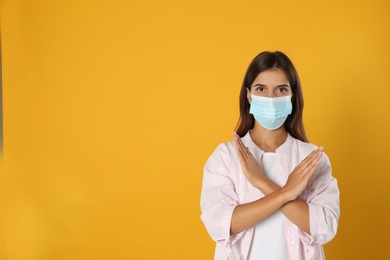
253, 83, 290, 87
253, 83, 266, 87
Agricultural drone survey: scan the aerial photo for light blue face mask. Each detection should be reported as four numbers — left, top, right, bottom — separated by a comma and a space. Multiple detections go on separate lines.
249, 94, 293, 130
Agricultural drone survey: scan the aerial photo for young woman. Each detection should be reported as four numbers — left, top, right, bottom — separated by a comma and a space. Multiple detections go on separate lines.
200, 51, 340, 260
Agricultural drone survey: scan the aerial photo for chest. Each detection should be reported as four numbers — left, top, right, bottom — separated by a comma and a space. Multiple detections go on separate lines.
233, 152, 298, 204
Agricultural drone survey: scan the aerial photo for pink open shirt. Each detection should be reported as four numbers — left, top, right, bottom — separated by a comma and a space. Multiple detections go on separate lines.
200, 132, 340, 260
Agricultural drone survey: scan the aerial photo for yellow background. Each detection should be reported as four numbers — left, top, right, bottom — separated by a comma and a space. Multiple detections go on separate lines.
1, 0, 390, 259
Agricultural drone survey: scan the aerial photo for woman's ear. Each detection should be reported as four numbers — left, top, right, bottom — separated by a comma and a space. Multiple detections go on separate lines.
246, 88, 252, 104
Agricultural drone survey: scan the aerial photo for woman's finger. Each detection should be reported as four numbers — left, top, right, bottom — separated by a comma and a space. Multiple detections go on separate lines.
307, 148, 323, 168
233, 134, 249, 165
234, 133, 250, 158
299, 147, 323, 169
291, 148, 322, 178
234, 133, 245, 151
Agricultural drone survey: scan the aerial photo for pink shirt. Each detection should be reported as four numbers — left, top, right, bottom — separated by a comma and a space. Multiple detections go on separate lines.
200, 132, 340, 260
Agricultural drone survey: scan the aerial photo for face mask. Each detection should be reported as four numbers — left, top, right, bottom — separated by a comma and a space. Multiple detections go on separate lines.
249, 94, 292, 130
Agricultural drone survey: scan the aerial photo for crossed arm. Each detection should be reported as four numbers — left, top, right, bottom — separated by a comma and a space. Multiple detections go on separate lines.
230, 133, 323, 235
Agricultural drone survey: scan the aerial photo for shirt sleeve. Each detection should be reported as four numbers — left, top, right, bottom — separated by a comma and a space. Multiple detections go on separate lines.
299, 152, 340, 246
200, 143, 243, 244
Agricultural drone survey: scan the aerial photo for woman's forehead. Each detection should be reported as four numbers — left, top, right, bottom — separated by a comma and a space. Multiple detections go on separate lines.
252, 68, 290, 86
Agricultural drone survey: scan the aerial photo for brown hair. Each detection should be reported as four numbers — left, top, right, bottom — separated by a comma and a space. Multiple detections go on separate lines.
235, 51, 308, 142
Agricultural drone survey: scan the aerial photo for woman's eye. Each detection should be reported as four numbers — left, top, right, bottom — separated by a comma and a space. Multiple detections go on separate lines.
256, 87, 265, 92
278, 87, 287, 92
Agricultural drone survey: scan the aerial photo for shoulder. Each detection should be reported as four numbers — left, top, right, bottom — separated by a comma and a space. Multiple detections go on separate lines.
208, 140, 236, 162
294, 135, 317, 149
287, 135, 331, 166
293, 137, 330, 160
204, 140, 238, 176
289, 135, 318, 155
289, 136, 332, 172
206, 138, 238, 163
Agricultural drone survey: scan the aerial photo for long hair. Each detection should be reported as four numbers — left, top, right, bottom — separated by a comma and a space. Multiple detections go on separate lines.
235, 51, 308, 142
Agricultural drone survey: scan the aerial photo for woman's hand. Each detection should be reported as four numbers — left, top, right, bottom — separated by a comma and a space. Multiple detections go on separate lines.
282, 147, 324, 201
233, 132, 265, 188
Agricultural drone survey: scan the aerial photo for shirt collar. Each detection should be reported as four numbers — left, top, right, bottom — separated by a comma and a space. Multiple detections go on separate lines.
242, 130, 293, 155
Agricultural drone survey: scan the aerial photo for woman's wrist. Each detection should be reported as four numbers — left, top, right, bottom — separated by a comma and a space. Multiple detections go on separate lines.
279, 186, 296, 203
254, 176, 279, 194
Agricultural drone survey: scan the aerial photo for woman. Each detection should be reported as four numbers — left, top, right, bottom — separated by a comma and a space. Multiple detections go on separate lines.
200, 51, 340, 260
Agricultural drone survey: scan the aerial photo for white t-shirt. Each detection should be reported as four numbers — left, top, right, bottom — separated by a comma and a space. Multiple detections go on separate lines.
248, 152, 290, 260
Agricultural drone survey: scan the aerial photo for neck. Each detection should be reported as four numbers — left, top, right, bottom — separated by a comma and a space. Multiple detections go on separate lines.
250, 122, 288, 152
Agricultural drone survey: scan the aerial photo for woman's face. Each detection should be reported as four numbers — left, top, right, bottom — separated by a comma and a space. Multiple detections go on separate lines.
247, 68, 292, 102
